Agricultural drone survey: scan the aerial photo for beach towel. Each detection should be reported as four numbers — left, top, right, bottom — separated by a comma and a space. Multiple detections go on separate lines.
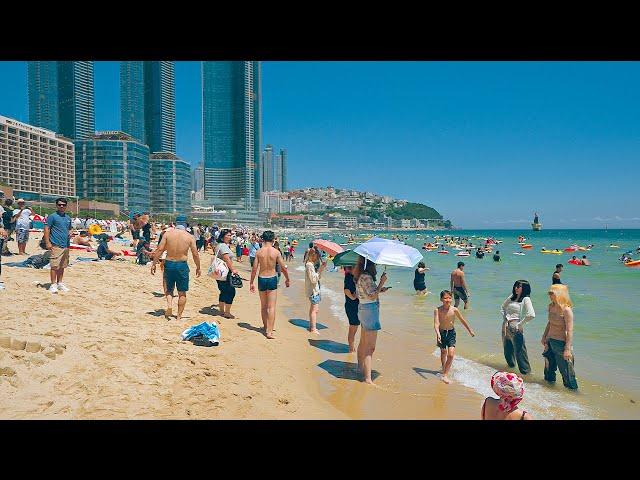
181, 321, 220, 347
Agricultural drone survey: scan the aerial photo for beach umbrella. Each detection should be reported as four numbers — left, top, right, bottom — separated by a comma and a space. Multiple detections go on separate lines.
313, 239, 344, 256
354, 237, 423, 268
332, 249, 360, 267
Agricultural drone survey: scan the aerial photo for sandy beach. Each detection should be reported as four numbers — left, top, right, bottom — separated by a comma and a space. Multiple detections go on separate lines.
0, 234, 347, 419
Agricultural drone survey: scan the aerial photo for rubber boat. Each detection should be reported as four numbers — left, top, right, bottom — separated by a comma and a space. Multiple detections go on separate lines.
521, 244, 533, 249
541, 249, 563, 254
624, 260, 640, 267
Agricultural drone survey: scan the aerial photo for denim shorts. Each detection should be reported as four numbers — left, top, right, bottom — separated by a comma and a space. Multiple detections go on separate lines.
358, 301, 381, 331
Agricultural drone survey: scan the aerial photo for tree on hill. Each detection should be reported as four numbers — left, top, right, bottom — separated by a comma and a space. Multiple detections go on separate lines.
386, 202, 443, 220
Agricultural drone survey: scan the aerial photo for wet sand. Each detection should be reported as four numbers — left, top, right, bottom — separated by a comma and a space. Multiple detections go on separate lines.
0, 234, 346, 419
281, 267, 484, 419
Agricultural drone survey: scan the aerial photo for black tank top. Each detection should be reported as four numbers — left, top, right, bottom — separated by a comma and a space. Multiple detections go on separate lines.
552, 273, 562, 285
414, 269, 425, 284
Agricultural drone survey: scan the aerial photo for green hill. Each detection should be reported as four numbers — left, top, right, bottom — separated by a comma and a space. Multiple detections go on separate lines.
386, 202, 443, 220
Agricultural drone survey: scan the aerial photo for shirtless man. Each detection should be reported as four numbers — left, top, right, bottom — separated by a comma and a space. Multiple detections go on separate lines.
72, 231, 93, 248
250, 230, 290, 339
151, 215, 201, 321
433, 290, 475, 384
450, 261, 470, 309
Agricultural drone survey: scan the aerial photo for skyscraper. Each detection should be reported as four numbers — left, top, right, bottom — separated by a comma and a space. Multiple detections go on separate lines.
144, 61, 175, 153
28, 62, 59, 133
120, 61, 145, 143
261, 145, 287, 192
279, 148, 288, 192
28, 61, 95, 140
261, 144, 274, 192
202, 61, 261, 210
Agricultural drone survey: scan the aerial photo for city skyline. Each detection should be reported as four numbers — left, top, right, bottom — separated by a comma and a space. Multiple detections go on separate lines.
2, 61, 640, 228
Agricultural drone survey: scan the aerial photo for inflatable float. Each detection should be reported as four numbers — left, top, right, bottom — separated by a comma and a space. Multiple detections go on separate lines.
456, 251, 470, 257
541, 249, 563, 254
513, 252, 526, 256
568, 259, 583, 265
438, 250, 449, 254
521, 244, 533, 249
624, 260, 640, 267
609, 245, 620, 248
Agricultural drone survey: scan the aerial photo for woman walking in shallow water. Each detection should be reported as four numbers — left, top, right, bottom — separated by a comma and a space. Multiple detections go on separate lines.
353, 255, 390, 385
500, 280, 535, 375
541, 284, 578, 390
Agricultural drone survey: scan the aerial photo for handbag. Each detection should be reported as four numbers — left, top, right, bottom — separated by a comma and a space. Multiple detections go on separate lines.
208, 245, 230, 280
230, 272, 243, 288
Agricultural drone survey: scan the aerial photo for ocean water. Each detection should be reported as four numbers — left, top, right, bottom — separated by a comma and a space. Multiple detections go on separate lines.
296, 229, 640, 419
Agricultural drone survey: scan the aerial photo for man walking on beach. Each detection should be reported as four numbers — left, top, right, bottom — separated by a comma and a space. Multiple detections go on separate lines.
44, 198, 73, 294
450, 261, 470, 309
250, 230, 290, 339
151, 215, 201, 321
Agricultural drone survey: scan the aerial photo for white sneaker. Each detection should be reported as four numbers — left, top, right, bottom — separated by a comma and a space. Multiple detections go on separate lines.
57, 282, 70, 293
0, 283, 5, 290
49, 283, 59, 294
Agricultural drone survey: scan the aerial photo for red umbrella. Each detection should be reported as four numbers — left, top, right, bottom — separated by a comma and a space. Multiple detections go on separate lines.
312, 239, 344, 256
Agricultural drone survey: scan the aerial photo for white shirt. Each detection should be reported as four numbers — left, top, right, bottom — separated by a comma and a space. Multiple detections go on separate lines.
13, 208, 32, 229
500, 296, 535, 328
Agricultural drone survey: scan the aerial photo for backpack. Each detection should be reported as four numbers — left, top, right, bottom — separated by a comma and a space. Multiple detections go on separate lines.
208, 245, 230, 280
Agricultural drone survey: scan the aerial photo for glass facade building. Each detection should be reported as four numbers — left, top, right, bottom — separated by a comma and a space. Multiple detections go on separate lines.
120, 62, 145, 143
28, 61, 95, 140
28, 62, 59, 133
261, 145, 287, 192
150, 152, 191, 215
144, 61, 175, 153
75, 132, 150, 213
202, 61, 261, 210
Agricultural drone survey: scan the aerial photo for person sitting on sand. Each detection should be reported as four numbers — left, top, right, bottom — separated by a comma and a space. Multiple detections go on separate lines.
249, 230, 290, 339
136, 240, 153, 265
151, 215, 201, 321
72, 231, 93, 248
96, 236, 122, 260
481, 371, 532, 420
434, 290, 475, 384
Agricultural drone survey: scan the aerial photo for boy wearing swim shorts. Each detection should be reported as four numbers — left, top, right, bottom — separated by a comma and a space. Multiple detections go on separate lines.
434, 290, 475, 384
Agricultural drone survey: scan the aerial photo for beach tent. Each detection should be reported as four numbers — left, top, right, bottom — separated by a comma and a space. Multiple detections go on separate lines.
32, 214, 45, 230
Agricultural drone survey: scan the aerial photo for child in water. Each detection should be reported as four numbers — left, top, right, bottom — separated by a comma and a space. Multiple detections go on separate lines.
434, 290, 476, 384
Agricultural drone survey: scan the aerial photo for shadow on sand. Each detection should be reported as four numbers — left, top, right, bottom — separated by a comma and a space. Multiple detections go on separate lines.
308, 339, 350, 354
199, 306, 221, 316
289, 318, 328, 330
413, 367, 442, 381
237, 322, 265, 336
146, 309, 168, 317
317, 359, 380, 382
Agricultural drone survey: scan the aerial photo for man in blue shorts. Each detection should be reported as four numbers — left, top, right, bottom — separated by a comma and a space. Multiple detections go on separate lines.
151, 215, 201, 321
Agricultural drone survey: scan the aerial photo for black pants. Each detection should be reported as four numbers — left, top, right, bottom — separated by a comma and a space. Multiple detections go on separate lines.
502, 324, 531, 374
196, 239, 204, 251
0, 238, 3, 279
543, 338, 578, 389
217, 279, 236, 305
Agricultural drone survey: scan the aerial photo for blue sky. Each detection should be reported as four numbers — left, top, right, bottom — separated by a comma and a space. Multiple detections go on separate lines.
1, 61, 639, 228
